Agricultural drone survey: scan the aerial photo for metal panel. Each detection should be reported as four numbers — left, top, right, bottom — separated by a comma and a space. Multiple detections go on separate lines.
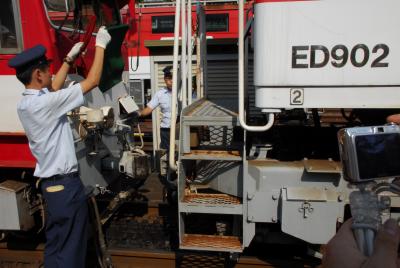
281, 188, 345, 244
0, 181, 34, 230
206, 58, 262, 119
206, 60, 238, 111
155, 61, 197, 98
151, 55, 261, 119
254, 0, 400, 87
245, 160, 349, 244
129, 79, 145, 108
253, 0, 400, 109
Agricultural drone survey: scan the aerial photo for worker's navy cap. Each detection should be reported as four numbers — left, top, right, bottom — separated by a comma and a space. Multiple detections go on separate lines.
8, 45, 51, 73
163, 66, 173, 77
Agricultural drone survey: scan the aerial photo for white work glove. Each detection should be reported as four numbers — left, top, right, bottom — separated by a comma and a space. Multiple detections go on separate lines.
67, 42, 84, 60
95, 26, 111, 49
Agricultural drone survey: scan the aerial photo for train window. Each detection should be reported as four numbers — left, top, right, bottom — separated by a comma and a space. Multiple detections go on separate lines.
44, 0, 75, 12
44, 0, 121, 31
152, 16, 175, 34
44, 0, 75, 29
206, 14, 229, 32
0, 0, 23, 54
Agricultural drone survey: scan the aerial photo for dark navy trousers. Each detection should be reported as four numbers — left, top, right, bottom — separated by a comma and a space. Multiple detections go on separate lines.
40, 173, 88, 268
160, 128, 170, 150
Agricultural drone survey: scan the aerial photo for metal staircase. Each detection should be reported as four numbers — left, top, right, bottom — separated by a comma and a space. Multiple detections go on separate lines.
177, 99, 244, 252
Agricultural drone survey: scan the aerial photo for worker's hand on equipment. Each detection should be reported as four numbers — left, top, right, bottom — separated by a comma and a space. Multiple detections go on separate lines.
323, 218, 400, 268
387, 114, 400, 125
67, 42, 84, 61
95, 26, 111, 49
132, 110, 141, 118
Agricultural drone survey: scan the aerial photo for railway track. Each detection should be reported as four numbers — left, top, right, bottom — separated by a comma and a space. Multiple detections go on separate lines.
0, 206, 320, 268
0, 208, 322, 268
0, 245, 320, 268
0, 175, 321, 267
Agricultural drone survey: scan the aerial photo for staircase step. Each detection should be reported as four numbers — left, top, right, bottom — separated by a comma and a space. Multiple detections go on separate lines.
181, 234, 242, 252
191, 160, 240, 184
182, 150, 242, 161
182, 99, 238, 125
180, 193, 243, 214
183, 193, 241, 205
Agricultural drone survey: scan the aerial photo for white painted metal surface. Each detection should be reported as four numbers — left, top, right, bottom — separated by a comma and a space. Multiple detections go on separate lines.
254, 0, 400, 108
129, 56, 151, 79
0, 75, 25, 132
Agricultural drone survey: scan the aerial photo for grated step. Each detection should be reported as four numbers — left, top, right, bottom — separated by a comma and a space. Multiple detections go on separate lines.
183, 193, 241, 205
181, 234, 242, 252
182, 150, 242, 161
180, 193, 243, 214
185, 99, 237, 118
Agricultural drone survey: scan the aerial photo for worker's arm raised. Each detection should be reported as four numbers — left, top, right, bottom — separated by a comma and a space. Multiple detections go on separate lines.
51, 42, 83, 91
80, 26, 111, 94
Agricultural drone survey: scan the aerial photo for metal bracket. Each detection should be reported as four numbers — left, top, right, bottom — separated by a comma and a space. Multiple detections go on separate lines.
298, 201, 314, 218
249, 144, 273, 159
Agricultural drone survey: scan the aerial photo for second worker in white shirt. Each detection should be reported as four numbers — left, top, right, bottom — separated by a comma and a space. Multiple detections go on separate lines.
137, 66, 173, 150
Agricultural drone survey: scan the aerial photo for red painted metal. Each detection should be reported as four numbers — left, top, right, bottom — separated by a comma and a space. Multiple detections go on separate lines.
126, 3, 253, 57
254, 0, 314, 4
0, 0, 56, 168
0, 133, 36, 168
75, 15, 98, 77
0, 0, 252, 169
0, 55, 17, 75
80, 16, 98, 52
19, 0, 62, 73
0, 1, 251, 73
0, 0, 60, 75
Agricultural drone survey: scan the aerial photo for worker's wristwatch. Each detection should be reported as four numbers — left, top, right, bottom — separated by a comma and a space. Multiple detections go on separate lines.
63, 56, 74, 66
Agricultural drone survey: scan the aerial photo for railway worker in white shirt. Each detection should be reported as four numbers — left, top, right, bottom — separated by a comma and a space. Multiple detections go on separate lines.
9, 26, 111, 268
137, 66, 173, 150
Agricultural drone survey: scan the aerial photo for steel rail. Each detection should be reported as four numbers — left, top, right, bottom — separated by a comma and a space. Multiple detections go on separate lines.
0, 244, 315, 268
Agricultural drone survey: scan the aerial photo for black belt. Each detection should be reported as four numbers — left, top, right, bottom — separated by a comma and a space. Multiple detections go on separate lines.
160, 128, 170, 131
42, 171, 79, 182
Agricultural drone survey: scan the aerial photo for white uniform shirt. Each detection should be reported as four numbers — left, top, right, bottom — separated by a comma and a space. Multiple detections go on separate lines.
147, 87, 172, 128
17, 84, 84, 178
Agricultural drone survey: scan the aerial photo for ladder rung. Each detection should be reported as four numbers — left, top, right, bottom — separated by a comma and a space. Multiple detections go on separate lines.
183, 193, 241, 205
181, 234, 242, 252
180, 193, 243, 214
182, 150, 242, 161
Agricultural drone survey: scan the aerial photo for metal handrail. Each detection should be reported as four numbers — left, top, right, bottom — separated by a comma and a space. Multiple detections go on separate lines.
187, 0, 193, 105
169, 0, 181, 171
238, 0, 274, 132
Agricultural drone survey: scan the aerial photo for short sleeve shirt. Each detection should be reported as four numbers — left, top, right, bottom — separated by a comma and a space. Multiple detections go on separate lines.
17, 84, 85, 178
147, 87, 172, 128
